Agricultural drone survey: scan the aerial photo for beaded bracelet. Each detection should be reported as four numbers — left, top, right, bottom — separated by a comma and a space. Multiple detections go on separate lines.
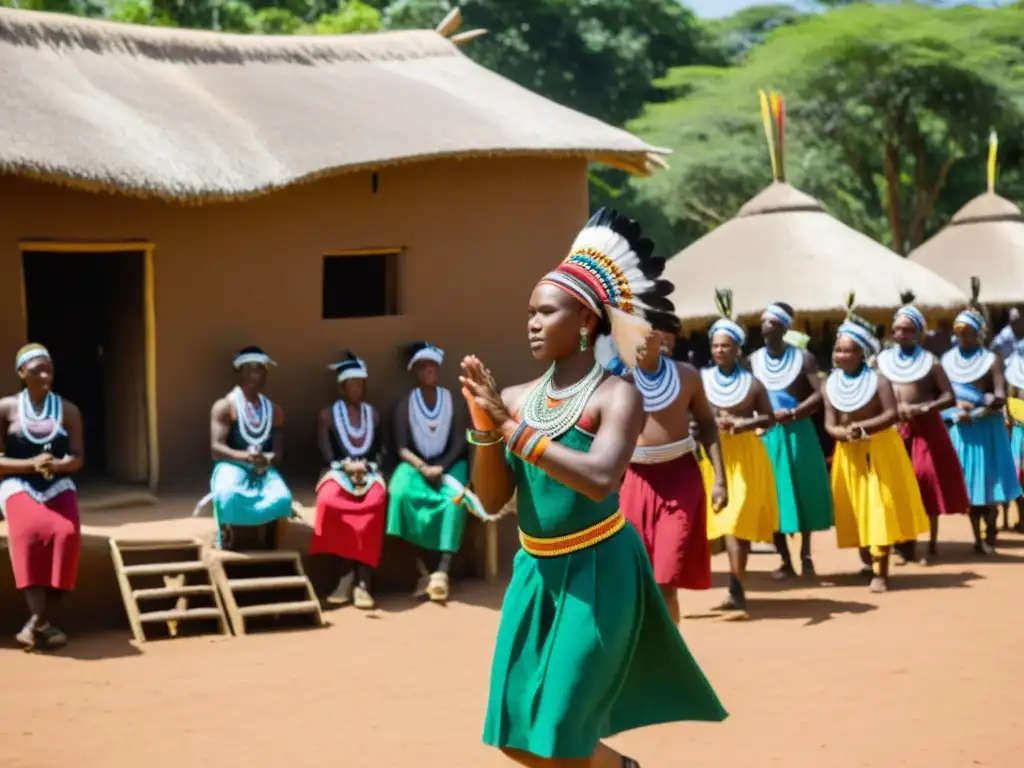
466, 428, 503, 447
508, 421, 550, 465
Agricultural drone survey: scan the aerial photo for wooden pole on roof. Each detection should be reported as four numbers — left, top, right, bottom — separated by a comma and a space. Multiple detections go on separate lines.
435, 7, 462, 36
450, 29, 488, 45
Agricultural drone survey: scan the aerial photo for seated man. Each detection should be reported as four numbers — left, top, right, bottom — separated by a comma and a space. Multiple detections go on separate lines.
209, 346, 293, 551
387, 342, 481, 603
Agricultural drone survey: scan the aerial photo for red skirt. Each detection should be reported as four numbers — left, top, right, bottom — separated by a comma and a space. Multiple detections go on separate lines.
5, 489, 81, 591
897, 410, 969, 517
310, 477, 387, 567
621, 453, 710, 590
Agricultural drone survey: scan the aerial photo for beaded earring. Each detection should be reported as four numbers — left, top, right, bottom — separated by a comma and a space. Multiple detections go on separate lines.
579, 327, 588, 351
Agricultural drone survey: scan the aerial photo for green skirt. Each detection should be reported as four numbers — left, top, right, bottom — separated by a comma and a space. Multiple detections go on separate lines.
385, 459, 469, 553
482, 523, 727, 759
761, 419, 834, 535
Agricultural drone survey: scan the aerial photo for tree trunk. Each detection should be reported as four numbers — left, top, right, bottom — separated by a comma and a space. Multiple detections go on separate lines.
882, 142, 904, 254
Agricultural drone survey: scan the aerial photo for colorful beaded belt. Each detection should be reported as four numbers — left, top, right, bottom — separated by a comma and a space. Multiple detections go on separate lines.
519, 510, 626, 558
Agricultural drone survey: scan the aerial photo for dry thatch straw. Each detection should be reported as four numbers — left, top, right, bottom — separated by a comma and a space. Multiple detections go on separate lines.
908, 192, 1024, 308
0, 7, 665, 202
664, 182, 967, 331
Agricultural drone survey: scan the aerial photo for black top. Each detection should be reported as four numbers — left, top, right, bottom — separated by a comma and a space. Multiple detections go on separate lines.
6, 408, 70, 495
227, 411, 275, 454
328, 402, 382, 464
392, 389, 467, 472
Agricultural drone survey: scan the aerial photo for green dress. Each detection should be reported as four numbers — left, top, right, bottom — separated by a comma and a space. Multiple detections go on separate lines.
761, 419, 834, 534
482, 427, 727, 759
386, 459, 470, 553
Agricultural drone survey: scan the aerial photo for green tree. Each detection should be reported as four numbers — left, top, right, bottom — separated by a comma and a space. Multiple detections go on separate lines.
381, 0, 711, 127
629, 3, 1024, 257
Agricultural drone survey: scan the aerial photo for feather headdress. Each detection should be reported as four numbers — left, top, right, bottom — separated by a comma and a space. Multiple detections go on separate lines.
708, 288, 746, 346
329, 349, 368, 382
836, 292, 880, 357
539, 207, 676, 367
953, 276, 988, 336
893, 289, 925, 333
403, 341, 445, 371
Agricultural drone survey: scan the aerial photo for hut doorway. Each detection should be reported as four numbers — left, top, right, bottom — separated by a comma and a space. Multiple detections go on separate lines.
20, 246, 155, 489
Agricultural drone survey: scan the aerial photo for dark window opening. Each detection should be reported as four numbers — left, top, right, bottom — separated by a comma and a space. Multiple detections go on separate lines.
322, 251, 399, 319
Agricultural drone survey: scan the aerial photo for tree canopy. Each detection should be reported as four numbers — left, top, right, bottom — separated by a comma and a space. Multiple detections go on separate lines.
629, 3, 1024, 256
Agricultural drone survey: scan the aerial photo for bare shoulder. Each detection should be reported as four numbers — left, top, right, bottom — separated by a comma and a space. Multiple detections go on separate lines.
802, 348, 820, 370
59, 397, 82, 420
0, 395, 17, 416
272, 402, 285, 426
501, 377, 541, 415
595, 373, 642, 410
211, 396, 232, 417
675, 360, 702, 389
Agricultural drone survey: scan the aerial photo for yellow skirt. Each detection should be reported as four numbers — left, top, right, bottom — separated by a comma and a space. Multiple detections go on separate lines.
831, 426, 929, 549
702, 430, 779, 544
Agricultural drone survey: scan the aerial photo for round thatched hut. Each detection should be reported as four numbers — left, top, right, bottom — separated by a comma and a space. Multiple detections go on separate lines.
663, 181, 966, 329
908, 192, 1024, 307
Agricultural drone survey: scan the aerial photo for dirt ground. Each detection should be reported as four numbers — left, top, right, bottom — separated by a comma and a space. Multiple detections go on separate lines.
0, 521, 1021, 768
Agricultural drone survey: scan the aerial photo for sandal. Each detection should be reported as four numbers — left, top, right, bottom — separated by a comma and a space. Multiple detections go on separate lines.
36, 624, 67, 649
426, 571, 449, 603
353, 585, 376, 610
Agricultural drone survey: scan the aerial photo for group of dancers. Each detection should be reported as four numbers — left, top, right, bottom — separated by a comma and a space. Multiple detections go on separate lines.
4, 204, 1023, 765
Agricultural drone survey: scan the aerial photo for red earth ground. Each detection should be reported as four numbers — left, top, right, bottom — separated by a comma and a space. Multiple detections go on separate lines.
0, 521, 1021, 768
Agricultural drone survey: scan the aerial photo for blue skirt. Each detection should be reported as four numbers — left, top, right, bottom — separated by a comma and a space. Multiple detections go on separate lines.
211, 461, 294, 529
947, 414, 1023, 506
1011, 424, 1024, 483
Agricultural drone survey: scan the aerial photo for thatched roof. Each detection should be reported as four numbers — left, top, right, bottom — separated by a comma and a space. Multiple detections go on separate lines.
908, 192, 1024, 307
0, 8, 665, 201
664, 182, 967, 327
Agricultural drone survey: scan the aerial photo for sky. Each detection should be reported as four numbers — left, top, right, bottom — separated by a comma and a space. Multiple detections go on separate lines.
684, 1, 1012, 21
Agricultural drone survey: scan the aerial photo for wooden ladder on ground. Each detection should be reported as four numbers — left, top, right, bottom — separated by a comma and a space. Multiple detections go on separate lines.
110, 538, 230, 644
209, 550, 324, 636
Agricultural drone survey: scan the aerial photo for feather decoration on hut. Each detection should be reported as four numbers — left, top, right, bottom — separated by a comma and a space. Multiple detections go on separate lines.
987, 130, 999, 194
899, 290, 916, 306
758, 90, 786, 182
759, 90, 778, 181
771, 91, 786, 182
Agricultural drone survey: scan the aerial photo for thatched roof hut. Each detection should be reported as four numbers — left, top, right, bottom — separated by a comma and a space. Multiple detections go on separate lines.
908, 192, 1024, 307
663, 182, 967, 329
0, 7, 666, 200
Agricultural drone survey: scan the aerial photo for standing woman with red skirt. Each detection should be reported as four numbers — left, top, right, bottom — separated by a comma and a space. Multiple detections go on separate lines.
0, 344, 84, 650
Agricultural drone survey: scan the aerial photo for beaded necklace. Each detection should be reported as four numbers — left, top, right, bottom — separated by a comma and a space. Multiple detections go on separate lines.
409, 387, 452, 460
332, 400, 374, 458
941, 346, 995, 385
232, 386, 273, 450
522, 362, 604, 438
751, 346, 804, 391
701, 364, 754, 409
875, 345, 935, 385
1005, 353, 1024, 391
634, 356, 681, 413
825, 365, 878, 414
18, 390, 62, 446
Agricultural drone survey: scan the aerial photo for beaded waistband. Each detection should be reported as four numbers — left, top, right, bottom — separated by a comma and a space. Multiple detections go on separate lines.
631, 436, 696, 464
519, 510, 625, 558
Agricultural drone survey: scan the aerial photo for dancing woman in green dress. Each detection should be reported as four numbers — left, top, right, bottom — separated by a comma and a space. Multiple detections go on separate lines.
460, 209, 727, 767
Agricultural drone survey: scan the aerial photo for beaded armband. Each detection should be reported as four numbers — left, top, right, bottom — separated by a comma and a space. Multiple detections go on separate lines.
508, 421, 550, 465
466, 428, 503, 447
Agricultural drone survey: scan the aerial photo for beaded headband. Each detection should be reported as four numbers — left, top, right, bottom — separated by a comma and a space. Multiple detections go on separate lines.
710, 288, 746, 346
954, 276, 988, 334
329, 351, 368, 383
406, 343, 444, 371
838, 292, 880, 356
761, 304, 793, 329
15, 344, 50, 372
233, 350, 276, 369
538, 208, 676, 367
